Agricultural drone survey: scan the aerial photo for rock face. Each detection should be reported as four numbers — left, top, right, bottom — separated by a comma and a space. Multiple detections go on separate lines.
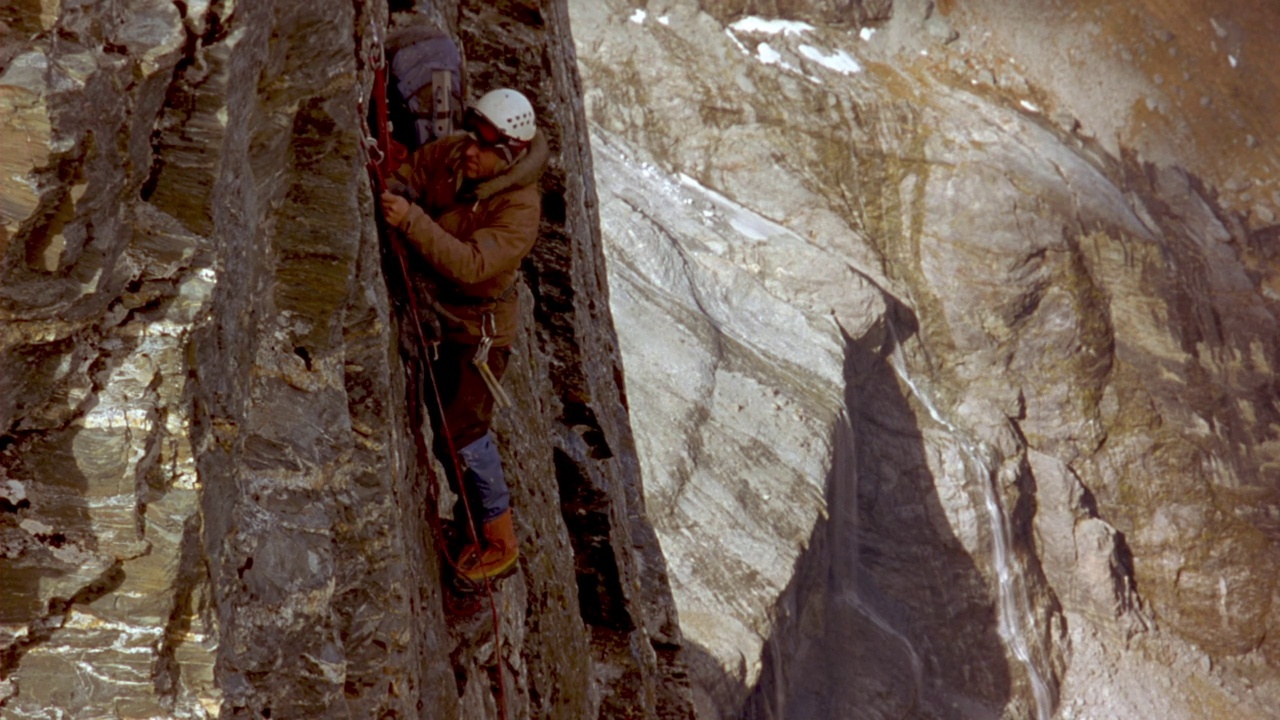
696, 0, 892, 27
1, 1, 692, 718
571, 0, 1280, 718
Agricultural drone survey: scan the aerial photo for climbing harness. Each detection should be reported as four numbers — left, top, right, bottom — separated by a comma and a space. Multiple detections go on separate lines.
475, 315, 513, 410
361, 25, 510, 718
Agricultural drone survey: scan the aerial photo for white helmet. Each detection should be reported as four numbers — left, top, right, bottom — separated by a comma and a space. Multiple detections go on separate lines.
470, 88, 537, 143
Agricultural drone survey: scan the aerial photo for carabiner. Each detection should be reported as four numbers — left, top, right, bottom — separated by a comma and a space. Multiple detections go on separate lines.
364, 136, 385, 166
473, 335, 493, 366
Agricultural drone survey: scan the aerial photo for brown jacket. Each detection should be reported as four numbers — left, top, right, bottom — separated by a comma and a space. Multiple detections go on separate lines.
393, 132, 548, 346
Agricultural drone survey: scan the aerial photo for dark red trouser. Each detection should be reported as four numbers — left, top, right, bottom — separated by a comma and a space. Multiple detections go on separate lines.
428, 342, 511, 528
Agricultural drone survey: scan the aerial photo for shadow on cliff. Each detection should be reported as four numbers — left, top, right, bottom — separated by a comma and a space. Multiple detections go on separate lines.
0, 421, 122, 693
684, 300, 1013, 720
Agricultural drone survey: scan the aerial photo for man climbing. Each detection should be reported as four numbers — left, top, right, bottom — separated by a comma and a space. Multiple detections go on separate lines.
380, 88, 547, 584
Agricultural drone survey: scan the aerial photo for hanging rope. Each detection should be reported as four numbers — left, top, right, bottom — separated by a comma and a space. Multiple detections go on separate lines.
361, 29, 510, 719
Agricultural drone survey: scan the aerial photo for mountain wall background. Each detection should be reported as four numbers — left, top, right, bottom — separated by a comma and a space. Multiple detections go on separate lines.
572, 0, 1280, 718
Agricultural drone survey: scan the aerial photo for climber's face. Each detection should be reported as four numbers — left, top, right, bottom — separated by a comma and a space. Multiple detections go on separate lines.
462, 113, 513, 181
463, 139, 505, 181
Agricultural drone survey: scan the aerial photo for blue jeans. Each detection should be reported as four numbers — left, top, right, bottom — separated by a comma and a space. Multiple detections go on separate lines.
457, 433, 510, 523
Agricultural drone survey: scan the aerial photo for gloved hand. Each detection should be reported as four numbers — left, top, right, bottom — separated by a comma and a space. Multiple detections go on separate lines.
385, 178, 412, 199
381, 191, 411, 228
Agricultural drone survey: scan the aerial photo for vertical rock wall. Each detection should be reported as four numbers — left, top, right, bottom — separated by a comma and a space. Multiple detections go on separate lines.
456, 1, 694, 716
0, 0, 692, 717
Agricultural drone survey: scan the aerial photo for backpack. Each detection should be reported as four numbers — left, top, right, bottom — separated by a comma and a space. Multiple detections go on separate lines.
385, 27, 464, 152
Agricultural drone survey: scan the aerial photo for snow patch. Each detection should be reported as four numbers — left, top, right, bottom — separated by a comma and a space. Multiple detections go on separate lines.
658, 15, 670, 26
860, 27, 876, 41
629, 8, 646, 24
728, 213, 782, 242
798, 45, 862, 74
753, 43, 803, 74
1229, 54, 1238, 68
726, 28, 751, 55
730, 16, 814, 37
1020, 100, 1040, 113
677, 173, 788, 242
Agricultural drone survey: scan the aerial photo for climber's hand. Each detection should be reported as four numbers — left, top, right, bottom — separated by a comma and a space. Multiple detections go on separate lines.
381, 191, 410, 228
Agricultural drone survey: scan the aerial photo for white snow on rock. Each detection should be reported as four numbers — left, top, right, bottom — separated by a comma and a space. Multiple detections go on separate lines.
756, 42, 782, 65
725, 28, 750, 55
678, 174, 788, 242
629, 8, 646, 24
658, 15, 670, 26
753, 42, 804, 74
798, 44, 862, 74
1020, 100, 1041, 113
860, 27, 876, 41
729, 16, 814, 36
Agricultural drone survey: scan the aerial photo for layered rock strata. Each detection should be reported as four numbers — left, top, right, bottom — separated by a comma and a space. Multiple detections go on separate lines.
570, 0, 1280, 718
0, 0, 691, 717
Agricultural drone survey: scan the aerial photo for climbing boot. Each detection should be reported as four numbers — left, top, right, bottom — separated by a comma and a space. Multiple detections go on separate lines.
456, 509, 519, 583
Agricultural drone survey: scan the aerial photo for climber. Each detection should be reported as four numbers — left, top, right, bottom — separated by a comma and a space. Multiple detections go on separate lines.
380, 88, 548, 584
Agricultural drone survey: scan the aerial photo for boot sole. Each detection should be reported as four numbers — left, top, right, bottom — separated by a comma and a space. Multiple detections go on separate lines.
456, 554, 519, 585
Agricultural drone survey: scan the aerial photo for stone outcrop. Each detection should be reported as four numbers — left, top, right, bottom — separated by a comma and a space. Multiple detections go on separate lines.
1, 1, 691, 717
695, 0, 892, 28
571, 0, 1279, 717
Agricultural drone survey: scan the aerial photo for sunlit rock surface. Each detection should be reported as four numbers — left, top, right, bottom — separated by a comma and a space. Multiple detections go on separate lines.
1, 1, 692, 717
571, 0, 1280, 717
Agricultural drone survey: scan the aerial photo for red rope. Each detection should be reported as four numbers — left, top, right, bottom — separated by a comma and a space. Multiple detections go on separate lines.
367, 48, 509, 719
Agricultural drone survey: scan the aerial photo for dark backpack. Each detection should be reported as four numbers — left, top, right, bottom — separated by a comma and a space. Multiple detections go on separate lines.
386, 27, 464, 152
